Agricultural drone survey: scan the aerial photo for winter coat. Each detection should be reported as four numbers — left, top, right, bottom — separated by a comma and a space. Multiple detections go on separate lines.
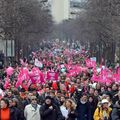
0, 108, 10, 120
40, 103, 64, 120
112, 95, 120, 105
93, 107, 112, 120
52, 97, 61, 106
60, 105, 68, 119
22, 99, 30, 109
24, 104, 41, 120
67, 111, 77, 120
10, 107, 23, 120
88, 102, 96, 120
111, 103, 120, 120
76, 101, 89, 120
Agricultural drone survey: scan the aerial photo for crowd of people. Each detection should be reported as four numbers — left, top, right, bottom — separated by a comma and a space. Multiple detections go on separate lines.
0, 41, 120, 120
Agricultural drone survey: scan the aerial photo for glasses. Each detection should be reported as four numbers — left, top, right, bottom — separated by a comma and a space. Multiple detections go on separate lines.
32, 99, 37, 101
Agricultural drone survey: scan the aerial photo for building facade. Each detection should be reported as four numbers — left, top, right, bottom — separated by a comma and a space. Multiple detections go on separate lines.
51, 0, 69, 23
49, 0, 87, 23
69, 2, 81, 19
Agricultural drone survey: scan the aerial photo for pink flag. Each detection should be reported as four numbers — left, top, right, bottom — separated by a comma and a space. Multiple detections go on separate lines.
81, 67, 88, 72
46, 71, 58, 81
20, 59, 28, 67
116, 66, 120, 74
94, 68, 113, 84
85, 59, 96, 68
32, 52, 36, 56
4, 77, 10, 89
91, 74, 99, 82
113, 73, 120, 83
30, 67, 44, 84
67, 70, 76, 77
17, 67, 29, 86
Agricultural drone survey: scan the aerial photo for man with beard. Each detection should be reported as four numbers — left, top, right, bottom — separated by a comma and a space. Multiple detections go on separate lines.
40, 96, 64, 120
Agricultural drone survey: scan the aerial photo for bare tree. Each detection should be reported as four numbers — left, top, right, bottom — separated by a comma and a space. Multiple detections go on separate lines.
60, 0, 120, 64
0, 0, 53, 60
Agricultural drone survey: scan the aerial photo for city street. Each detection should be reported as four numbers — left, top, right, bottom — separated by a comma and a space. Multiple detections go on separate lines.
0, 0, 120, 120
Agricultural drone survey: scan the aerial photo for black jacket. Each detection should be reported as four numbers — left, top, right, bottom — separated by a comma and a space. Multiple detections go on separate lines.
40, 103, 64, 120
67, 111, 76, 120
111, 104, 120, 120
76, 101, 89, 120
10, 107, 24, 120
88, 102, 96, 120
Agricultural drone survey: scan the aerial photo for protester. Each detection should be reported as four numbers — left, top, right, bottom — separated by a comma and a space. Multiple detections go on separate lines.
49, 90, 60, 106
0, 41, 120, 120
12, 98, 25, 120
65, 99, 76, 120
0, 98, 20, 120
40, 96, 64, 120
88, 96, 96, 120
112, 91, 120, 105
94, 99, 112, 120
0, 98, 11, 120
8, 98, 23, 120
60, 100, 69, 119
111, 100, 120, 120
76, 94, 89, 120
24, 96, 41, 120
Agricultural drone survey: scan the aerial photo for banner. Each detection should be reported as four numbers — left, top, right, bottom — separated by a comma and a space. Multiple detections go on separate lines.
34, 59, 43, 68
16, 68, 29, 87
30, 67, 44, 84
47, 71, 58, 81
86, 59, 96, 68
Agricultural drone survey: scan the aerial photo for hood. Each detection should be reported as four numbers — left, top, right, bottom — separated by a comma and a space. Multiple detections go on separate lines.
113, 102, 120, 109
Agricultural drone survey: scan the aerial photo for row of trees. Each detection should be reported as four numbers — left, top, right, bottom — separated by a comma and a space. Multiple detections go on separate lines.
52, 0, 120, 64
0, 0, 53, 61
82, 0, 120, 64
1, 0, 120, 65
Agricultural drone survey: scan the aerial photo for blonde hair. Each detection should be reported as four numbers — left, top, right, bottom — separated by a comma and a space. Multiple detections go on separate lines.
65, 99, 76, 111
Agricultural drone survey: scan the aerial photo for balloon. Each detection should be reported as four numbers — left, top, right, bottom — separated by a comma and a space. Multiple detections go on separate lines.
6, 67, 14, 76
